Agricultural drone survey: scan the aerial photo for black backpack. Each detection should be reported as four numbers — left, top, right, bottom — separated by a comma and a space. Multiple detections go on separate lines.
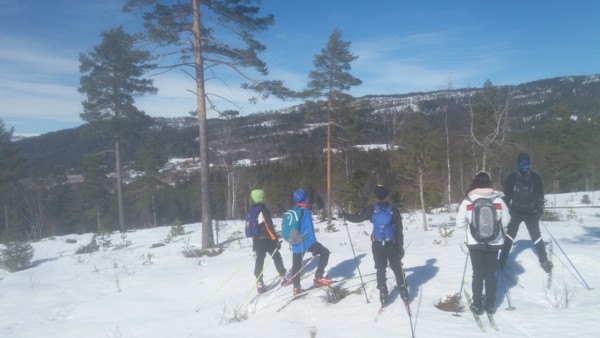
467, 197, 501, 244
511, 172, 535, 212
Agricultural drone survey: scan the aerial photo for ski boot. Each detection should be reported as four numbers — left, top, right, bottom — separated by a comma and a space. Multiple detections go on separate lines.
485, 303, 497, 315
280, 274, 291, 287
256, 279, 266, 294
293, 285, 301, 297
541, 260, 553, 273
470, 303, 484, 315
379, 287, 389, 306
314, 276, 333, 287
399, 285, 409, 303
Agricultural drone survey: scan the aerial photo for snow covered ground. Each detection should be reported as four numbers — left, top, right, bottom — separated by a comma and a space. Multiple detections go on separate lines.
1, 191, 599, 337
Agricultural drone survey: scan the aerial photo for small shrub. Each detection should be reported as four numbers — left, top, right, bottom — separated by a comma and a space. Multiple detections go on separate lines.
581, 194, 591, 204
66, 238, 77, 244
228, 230, 243, 241
435, 292, 463, 312
142, 252, 154, 265
75, 235, 100, 254
545, 278, 575, 309
542, 209, 561, 222
325, 221, 337, 232
434, 225, 454, 246
220, 303, 248, 324
97, 232, 113, 250
322, 285, 349, 304
114, 233, 132, 250
182, 247, 223, 258
164, 220, 185, 243
1, 240, 34, 272
566, 208, 577, 221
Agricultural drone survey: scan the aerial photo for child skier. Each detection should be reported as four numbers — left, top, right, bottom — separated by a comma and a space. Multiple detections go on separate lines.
289, 189, 332, 296
247, 189, 288, 293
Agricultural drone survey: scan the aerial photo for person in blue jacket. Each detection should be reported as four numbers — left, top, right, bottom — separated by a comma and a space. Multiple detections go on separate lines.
290, 189, 332, 296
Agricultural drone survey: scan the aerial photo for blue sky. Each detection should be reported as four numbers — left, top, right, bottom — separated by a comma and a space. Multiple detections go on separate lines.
1, 0, 599, 136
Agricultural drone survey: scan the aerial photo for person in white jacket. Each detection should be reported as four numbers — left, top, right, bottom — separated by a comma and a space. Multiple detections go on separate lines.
456, 171, 510, 315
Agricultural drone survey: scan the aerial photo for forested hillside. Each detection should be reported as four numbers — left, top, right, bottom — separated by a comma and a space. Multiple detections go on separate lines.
3, 75, 600, 239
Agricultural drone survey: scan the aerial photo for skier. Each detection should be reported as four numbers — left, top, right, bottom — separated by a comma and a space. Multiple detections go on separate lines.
456, 171, 509, 315
289, 189, 332, 296
498, 153, 553, 273
248, 189, 288, 293
342, 185, 408, 306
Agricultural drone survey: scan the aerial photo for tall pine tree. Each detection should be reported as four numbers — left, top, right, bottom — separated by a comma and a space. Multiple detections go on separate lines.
78, 26, 157, 232
125, 0, 290, 248
307, 29, 361, 226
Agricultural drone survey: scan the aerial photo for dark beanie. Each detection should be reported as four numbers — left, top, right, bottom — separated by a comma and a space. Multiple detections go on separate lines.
374, 185, 388, 200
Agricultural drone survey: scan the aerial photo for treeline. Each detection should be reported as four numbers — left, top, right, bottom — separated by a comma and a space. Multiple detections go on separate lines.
1, 80, 600, 242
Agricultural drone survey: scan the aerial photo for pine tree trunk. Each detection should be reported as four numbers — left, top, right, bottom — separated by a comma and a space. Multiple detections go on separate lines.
444, 113, 452, 212
193, 0, 215, 249
4, 204, 8, 232
326, 100, 332, 225
419, 167, 428, 231
151, 193, 157, 228
115, 139, 125, 232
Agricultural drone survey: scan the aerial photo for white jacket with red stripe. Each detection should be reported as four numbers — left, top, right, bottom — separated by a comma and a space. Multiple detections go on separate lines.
456, 188, 510, 248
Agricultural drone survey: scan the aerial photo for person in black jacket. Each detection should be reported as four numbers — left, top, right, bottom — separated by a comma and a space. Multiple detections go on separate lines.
498, 153, 553, 273
342, 185, 408, 306
249, 189, 288, 293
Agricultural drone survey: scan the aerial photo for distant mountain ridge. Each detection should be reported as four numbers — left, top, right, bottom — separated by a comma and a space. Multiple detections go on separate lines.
15, 73, 600, 179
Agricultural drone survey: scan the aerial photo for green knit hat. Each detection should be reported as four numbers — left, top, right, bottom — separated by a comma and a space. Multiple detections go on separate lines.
251, 189, 265, 203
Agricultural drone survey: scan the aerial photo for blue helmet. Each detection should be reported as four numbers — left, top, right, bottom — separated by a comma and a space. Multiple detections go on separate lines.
293, 189, 308, 203
517, 152, 531, 171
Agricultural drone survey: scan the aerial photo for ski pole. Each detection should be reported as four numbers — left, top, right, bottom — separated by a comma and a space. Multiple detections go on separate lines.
541, 221, 593, 290
398, 262, 415, 338
453, 248, 470, 316
342, 215, 370, 303
242, 241, 281, 305
497, 266, 516, 310
196, 252, 254, 312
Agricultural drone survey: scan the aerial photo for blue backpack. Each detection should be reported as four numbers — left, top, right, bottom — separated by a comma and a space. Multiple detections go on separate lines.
281, 206, 303, 244
371, 204, 395, 242
245, 205, 262, 238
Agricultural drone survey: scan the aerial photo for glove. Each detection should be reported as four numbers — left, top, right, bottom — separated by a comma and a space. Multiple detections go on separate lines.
276, 240, 282, 251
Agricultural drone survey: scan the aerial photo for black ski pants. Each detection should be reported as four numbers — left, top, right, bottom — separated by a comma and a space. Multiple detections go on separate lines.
499, 211, 548, 264
469, 247, 499, 310
291, 241, 330, 287
253, 238, 286, 280
372, 240, 405, 291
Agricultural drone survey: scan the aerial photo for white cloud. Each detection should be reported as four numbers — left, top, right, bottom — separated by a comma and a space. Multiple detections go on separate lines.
348, 30, 515, 95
